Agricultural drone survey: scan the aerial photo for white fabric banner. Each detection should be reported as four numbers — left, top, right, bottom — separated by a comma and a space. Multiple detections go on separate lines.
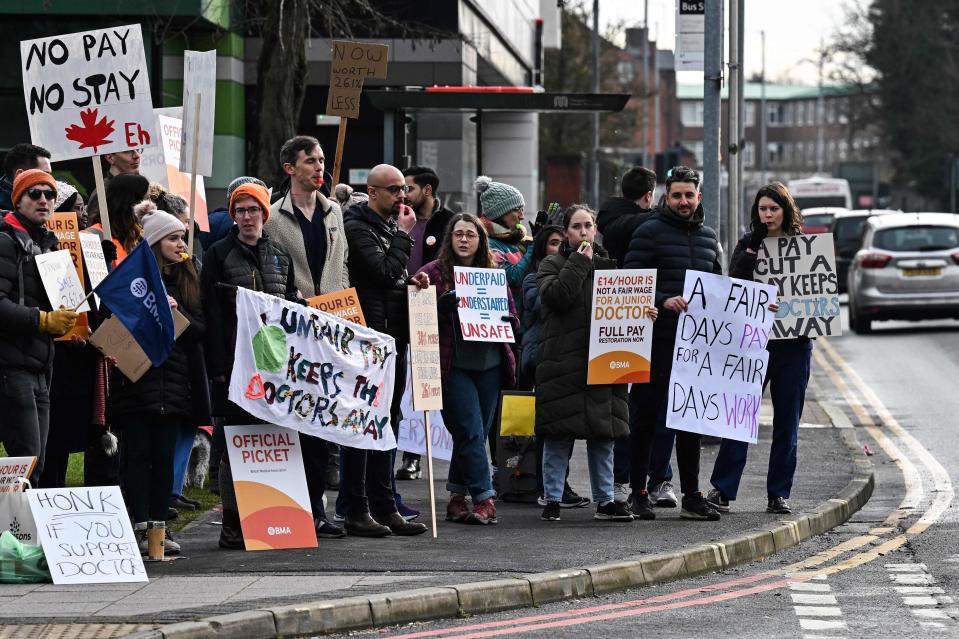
666, 272, 777, 444
229, 288, 398, 451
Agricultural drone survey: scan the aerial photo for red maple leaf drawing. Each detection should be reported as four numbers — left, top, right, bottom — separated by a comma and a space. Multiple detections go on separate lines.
64, 108, 115, 153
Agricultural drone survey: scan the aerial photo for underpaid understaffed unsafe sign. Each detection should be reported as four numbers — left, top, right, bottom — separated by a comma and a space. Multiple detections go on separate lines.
453, 267, 514, 343
229, 288, 398, 451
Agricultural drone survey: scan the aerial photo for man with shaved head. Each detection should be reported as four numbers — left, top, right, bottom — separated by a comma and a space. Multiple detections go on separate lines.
339, 163, 429, 538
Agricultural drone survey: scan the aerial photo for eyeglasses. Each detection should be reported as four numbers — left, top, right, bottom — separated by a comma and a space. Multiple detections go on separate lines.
452, 231, 479, 240
26, 188, 56, 201
370, 184, 411, 196
234, 206, 262, 218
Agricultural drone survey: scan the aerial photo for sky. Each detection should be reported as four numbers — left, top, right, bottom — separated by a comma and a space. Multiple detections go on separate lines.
600, 0, 867, 85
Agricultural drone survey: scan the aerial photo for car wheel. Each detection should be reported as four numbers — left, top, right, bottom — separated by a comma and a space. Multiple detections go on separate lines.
849, 304, 872, 334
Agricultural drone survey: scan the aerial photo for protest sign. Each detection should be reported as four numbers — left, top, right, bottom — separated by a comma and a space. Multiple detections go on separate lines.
666, 272, 777, 444
139, 113, 209, 231
407, 285, 443, 411
587, 269, 657, 384
229, 288, 398, 451
79, 230, 110, 305
307, 287, 366, 326
755, 233, 842, 339
453, 267, 514, 343
397, 368, 452, 461
224, 425, 316, 551
27, 486, 147, 584
46, 212, 90, 339
179, 50, 216, 177
0, 457, 37, 494
35, 249, 89, 312
20, 25, 155, 161
90, 310, 190, 382
325, 40, 389, 119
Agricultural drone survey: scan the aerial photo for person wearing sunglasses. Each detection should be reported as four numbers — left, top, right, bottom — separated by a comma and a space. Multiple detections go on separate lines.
0, 169, 79, 483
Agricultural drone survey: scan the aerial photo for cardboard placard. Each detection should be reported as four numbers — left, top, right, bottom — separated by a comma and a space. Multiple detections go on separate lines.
0, 457, 38, 494
27, 486, 147, 584
20, 25, 155, 161
325, 40, 389, 119
666, 272, 777, 444
755, 233, 842, 339
140, 113, 209, 231
396, 363, 451, 461
587, 269, 657, 384
89, 309, 190, 382
178, 50, 216, 176
78, 230, 110, 306
407, 285, 443, 411
306, 287, 366, 326
224, 425, 316, 551
453, 267, 514, 343
35, 249, 90, 313
46, 212, 90, 339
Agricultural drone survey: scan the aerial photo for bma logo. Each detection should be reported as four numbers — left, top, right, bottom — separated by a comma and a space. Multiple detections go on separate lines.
267, 526, 292, 536
130, 278, 149, 298
553, 96, 569, 109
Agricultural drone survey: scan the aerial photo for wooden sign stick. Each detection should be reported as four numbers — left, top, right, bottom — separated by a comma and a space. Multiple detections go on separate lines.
187, 94, 202, 255
423, 411, 438, 539
91, 157, 112, 240
332, 118, 347, 186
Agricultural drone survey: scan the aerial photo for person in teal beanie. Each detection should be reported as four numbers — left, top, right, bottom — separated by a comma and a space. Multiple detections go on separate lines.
475, 176, 532, 291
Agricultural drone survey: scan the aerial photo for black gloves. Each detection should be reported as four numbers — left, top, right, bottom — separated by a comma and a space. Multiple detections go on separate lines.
532, 209, 548, 236
747, 223, 768, 252
101, 240, 118, 263
437, 290, 459, 315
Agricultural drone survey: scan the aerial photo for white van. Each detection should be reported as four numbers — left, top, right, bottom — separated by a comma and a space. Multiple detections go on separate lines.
787, 177, 853, 210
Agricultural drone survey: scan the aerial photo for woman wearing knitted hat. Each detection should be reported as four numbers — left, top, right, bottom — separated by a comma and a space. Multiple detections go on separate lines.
475, 176, 532, 291
108, 209, 206, 556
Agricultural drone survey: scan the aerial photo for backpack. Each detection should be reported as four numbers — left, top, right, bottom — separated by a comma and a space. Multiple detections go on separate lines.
494, 435, 540, 503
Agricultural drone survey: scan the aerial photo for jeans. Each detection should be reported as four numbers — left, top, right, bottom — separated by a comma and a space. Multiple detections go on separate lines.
0, 368, 51, 481
711, 340, 812, 500
629, 336, 702, 497
441, 366, 499, 502
171, 422, 196, 496
542, 437, 614, 504
118, 414, 180, 522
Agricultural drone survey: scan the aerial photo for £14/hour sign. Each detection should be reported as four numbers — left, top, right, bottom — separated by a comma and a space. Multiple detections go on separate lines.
20, 25, 156, 161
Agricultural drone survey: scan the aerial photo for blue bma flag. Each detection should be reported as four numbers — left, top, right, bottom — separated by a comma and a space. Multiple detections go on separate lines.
94, 241, 176, 367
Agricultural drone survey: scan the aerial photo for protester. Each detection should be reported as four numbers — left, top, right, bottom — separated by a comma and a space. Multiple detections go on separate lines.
414, 213, 516, 525
398, 165, 455, 481
53, 181, 87, 229
333, 183, 369, 210
707, 182, 808, 515
623, 166, 723, 521
475, 176, 531, 291
536, 205, 644, 523
110, 209, 205, 555
0, 144, 51, 211
341, 163, 428, 537
87, 149, 141, 221
85, 173, 150, 268
265, 135, 348, 539
0, 170, 77, 481
597, 166, 657, 267
201, 182, 299, 548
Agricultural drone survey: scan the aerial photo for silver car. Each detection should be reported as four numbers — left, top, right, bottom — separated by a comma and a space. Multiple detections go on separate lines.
847, 213, 959, 333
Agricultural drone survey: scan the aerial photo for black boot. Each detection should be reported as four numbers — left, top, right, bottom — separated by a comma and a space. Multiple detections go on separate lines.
396, 454, 421, 480
218, 459, 245, 549
344, 512, 392, 537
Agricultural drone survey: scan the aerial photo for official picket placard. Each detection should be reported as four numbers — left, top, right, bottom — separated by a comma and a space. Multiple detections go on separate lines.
326, 40, 389, 119
755, 233, 842, 339
587, 269, 657, 384
453, 266, 514, 343
35, 249, 90, 312
140, 113, 209, 231
307, 287, 366, 326
27, 486, 147, 584
20, 25, 155, 160
407, 285, 443, 411
229, 288, 398, 451
179, 50, 216, 176
224, 425, 316, 551
666, 272, 777, 444
79, 230, 110, 306
396, 365, 452, 461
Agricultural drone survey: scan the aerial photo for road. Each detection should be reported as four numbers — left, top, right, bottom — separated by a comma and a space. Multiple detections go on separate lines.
336, 310, 959, 639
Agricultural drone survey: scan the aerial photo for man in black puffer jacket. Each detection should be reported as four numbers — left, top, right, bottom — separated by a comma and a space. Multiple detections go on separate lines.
341, 164, 429, 538
623, 166, 723, 522
597, 166, 656, 267
0, 170, 78, 481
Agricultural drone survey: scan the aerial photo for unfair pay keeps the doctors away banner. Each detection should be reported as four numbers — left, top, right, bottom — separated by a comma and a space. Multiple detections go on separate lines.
229, 288, 398, 451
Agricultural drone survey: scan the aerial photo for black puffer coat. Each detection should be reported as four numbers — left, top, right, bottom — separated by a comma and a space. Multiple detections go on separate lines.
343, 202, 412, 342
109, 277, 205, 418
200, 226, 297, 379
623, 205, 722, 338
0, 212, 58, 373
596, 197, 651, 267
534, 243, 629, 440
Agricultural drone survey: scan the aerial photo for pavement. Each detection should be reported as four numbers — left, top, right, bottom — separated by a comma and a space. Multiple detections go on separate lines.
1, 386, 872, 639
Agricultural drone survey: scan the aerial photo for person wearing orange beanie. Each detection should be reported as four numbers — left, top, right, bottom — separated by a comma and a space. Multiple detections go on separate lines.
11, 168, 57, 212
229, 183, 271, 223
